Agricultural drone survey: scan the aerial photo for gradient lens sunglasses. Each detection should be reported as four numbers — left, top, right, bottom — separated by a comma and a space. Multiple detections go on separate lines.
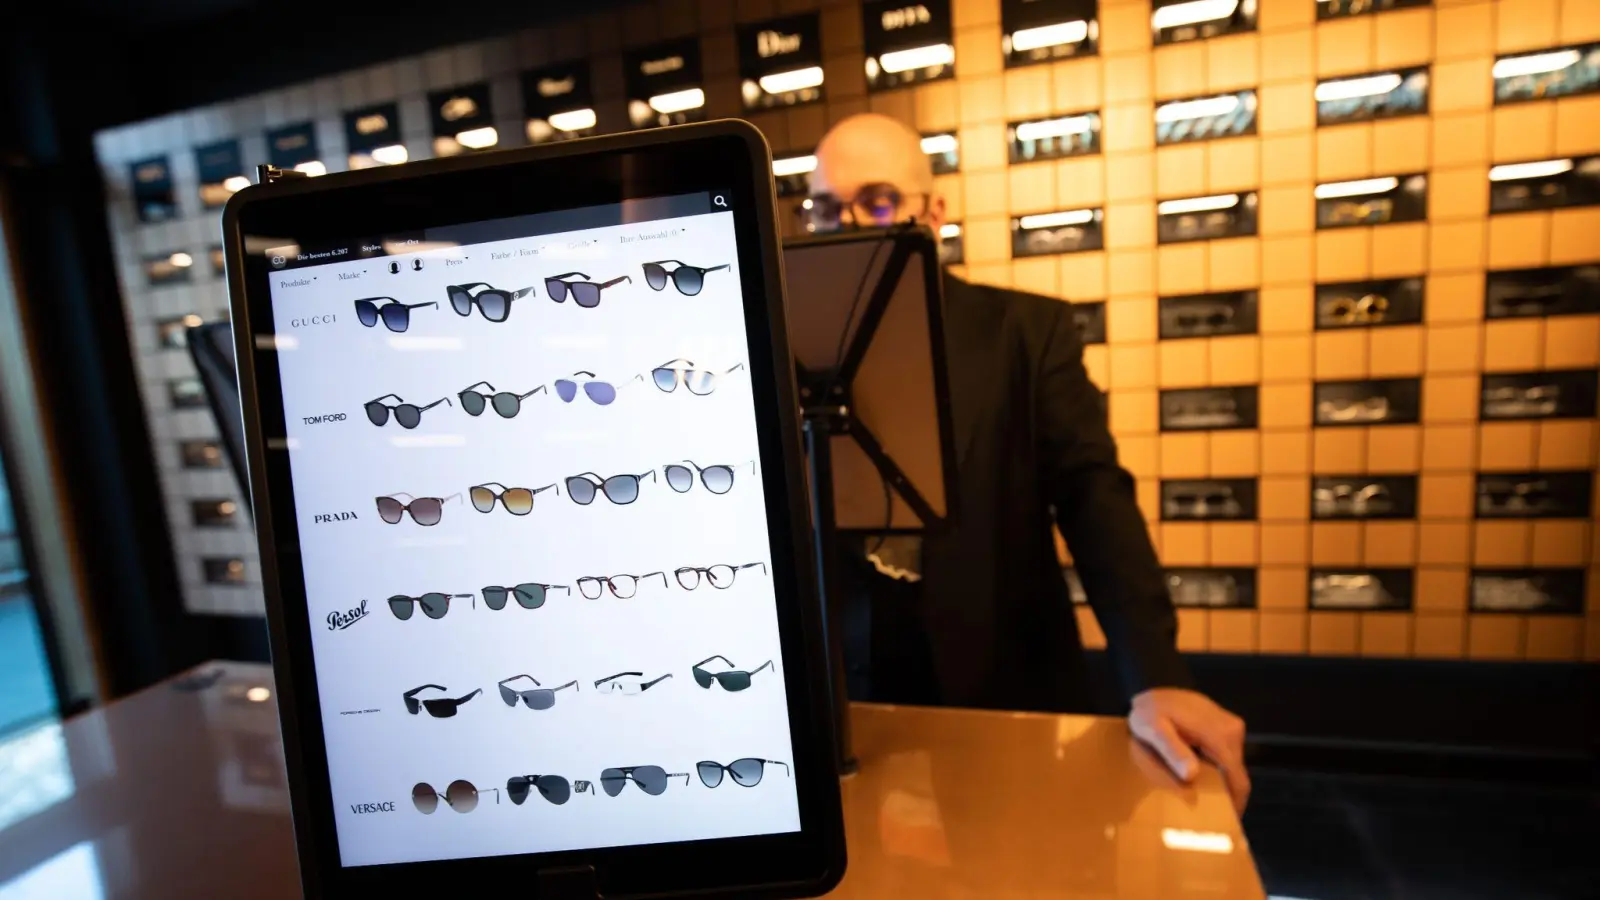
664, 459, 754, 494
470, 482, 558, 515
365, 394, 451, 428
577, 572, 668, 599
413, 780, 497, 814
650, 359, 746, 395
446, 282, 534, 322
458, 381, 547, 418
403, 684, 482, 717
641, 260, 729, 296
388, 592, 474, 620
482, 582, 569, 610
599, 765, 690, 797
675, 562, 768, 590
594, 671, 674, 694
692, 655, 774, 691
355, 298, 438, 333
554, 371, 644, 405
498, 674, 579, 710
696, 758, 790, 788
565, 470, 656, 505
376, 492, 461, 525
545, 272, 632, 308
507, 774, 593, 806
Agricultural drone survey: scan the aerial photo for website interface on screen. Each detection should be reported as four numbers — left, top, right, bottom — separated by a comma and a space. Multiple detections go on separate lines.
264, 191, 801, 867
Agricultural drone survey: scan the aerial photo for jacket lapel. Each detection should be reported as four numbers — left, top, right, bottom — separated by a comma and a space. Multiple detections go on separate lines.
939, 274, 1002, 467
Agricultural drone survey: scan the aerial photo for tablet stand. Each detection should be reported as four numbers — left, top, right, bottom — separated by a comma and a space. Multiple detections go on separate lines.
785, 227, 960, 777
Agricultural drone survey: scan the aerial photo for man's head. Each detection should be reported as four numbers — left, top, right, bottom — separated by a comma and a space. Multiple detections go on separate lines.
806, 113, 946, 234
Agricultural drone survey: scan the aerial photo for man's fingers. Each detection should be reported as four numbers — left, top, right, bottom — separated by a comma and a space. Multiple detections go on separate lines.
1188, 716, 1251, 813
1132, 714, 1200, 783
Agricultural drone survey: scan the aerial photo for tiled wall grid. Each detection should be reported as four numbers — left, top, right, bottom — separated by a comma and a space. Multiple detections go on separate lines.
93, 0, 1600, 657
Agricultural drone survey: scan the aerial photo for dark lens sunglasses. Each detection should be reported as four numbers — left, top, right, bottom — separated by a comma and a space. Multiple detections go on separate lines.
553, 371, 644, 405
641, 260, 730, 296
507, 774, 593, 806
545, 272, 632, 308
458, 381, 547, 418
691, 655, 775, 691
388, 592, 474, 620
446, 282, 534, 322
482, 582, 570, 610
565, 470, 656, 505
376, 492, 461, 525
663, 459, 753, 494
365, 393, 451, 428
497, 675, 579, 710
598, 765, 689, 797
674, 562, 767, 590
469, 482, 557, 515
355, 298, 438, 333
696, 758, 789, 788
650, 360, 745, 395
402, 684, 482, 717
576, 572, 668, 599
413, 780, 497, 814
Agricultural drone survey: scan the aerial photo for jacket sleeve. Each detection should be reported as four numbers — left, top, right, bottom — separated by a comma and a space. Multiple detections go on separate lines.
1034, 299, 1194, 700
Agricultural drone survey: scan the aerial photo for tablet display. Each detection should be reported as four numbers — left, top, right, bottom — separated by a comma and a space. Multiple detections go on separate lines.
263, 189, 801, 867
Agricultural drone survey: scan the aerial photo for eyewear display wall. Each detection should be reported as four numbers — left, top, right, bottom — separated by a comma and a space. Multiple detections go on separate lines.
98, 0, 1600, 657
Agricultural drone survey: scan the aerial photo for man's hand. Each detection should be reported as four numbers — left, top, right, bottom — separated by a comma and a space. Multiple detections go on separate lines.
1129, 687, 1250, 814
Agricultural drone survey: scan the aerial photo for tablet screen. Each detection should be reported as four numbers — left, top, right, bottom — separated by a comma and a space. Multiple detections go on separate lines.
264, 190, 801, 867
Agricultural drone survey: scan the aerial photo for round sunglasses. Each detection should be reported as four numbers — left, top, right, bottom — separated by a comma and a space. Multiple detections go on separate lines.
696, 758, 789, 788
482, 582, 569, 610
446, 283, 534, 322
459, 381, 546, 417
641, 260, 729, 296
365, 394, 450, 428
413, 780, 497, 814
545, 272, 631, 308
565, 470, 655, 505
507, 774, 593, 806
388, 592, 474, 620
663, 459, 752, 494
470, 482, 557, 515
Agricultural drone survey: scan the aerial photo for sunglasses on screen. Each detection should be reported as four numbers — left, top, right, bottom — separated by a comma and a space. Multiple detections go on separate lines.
481, 582, 569, 610
388, 592, 475, 620
565, 470, 655, 505
696, 758, 789, 788
446, 283, 535, 322
469, 482, 558, 515
507, 774, 593, 806
402, 684, 481, 717
355, 298, 437, 332
577, 572, 669, 599
663, 459, 754, 494
650, 360, 746, 395
692, 655, 774, 691
458, 381, 546, 418
376, 492, 461, 525
413, 780, 497, 814
497, 674, 579, 710
364, 394, 451, 428
553, 371, 644, 405
598, 765, 690, 796
594, 671, 674, 694
545, 272, 631, 308
641, 260, 728, 296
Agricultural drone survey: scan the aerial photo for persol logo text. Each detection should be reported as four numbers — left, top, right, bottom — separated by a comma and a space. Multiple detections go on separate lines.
881, 5, 931, 30
757, 30, 801, 57
291, 314, 336, 326
302, 413, 346, 425
640, 55, 684, 76
328, 599, 369, 630
537, 76, 575, 97
314, 511, 359, 523
350, 801, 396, 814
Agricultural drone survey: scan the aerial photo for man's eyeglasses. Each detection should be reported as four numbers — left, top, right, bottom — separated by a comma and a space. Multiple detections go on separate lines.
482, 582, 569, 610
696, 758, 789, 788
446, 283, 535, 322
459, 381, 545, 418
599, 765, 690, 796
355, 298, 437, 332
565, 470, 656, 505
469, 482, 558, 515
507, 774, 593, 806
799, 183, 928, 233
594, 671, 674, 694
376, 492, 461, 525
642, 261, 729, 296
674, 562, 768, 590
413, 780, 497, 814
545, 272, 631, 308
664, 459, 754, 494
692, 655, 775, 691
388, 592, 475, 620
365, 394, 451, 428
577, 572, 669, 599
403, 684, 481, 717
497, 674, 579, 710
651, 359, 745, 395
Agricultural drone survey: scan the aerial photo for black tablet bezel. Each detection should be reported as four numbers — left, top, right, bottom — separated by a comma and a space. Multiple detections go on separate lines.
221, 120, 844, 899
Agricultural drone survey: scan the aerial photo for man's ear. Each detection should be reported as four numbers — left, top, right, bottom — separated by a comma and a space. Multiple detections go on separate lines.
925, 193, 947, 233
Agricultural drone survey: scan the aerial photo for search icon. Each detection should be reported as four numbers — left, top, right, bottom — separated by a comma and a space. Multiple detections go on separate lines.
713, 194, 728, 209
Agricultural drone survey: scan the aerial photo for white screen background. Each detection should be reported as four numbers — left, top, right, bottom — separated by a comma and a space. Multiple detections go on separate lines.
267, 207, 802, 867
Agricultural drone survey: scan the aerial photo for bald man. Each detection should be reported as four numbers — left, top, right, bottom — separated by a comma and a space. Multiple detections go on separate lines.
806, 114, 1250, 812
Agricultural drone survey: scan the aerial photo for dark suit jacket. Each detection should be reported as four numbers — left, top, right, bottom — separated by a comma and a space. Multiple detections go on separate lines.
909, 273, 1192, 712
